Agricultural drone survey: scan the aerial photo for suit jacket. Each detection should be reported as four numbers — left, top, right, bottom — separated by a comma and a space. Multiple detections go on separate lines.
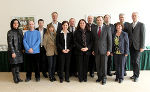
56, 31, 73, 54
104, 23, 115, 35
87, 23, 96, 32
48, 22, 62, 33
74, 29, 93, 55
128, 21, 145, 50
35, 27, 47, 36
92, 25, 112, 55
43, 33, 57, 56
112, 31, 129, 55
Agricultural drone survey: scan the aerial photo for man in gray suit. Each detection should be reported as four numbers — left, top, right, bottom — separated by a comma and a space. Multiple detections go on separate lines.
128, 12, 145, 82
92, 16, 112, 85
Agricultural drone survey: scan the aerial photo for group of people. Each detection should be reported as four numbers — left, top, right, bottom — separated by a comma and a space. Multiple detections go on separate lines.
7, 11, 145, 85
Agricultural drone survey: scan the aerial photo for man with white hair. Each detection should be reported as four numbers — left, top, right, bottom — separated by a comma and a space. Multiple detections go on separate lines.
128, 12, 145, 82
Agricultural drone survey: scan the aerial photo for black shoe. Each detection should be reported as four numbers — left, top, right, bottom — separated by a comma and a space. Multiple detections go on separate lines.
119, 79, 123, 83
79, 79, 83, 82
107, 72, 112, 76
115, 78, 119, 82
36, 78, 40, 82
84, 79, 87, 82
25, 78, 31, 82
130, 75, 135, 79
52, 77, 56, 81
18, 78, 23, 82
114, 72, 117, 75
65, 79, 70, 82
96, 79, 101, 82
49, 77, 54, 82
124, 72, 127, 76
134, 77, 138, 82
90, 73, 94, 78
102, 79, 106, 85
43, 73, 48, 78
13, 79, 19, 84
60, 79, 63, 83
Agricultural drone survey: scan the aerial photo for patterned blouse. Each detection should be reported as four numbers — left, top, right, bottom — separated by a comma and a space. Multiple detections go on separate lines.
114, 35, 121, 54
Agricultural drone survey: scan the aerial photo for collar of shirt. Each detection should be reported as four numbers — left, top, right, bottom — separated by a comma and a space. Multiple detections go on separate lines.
132, 21, 138, 27
60, 30, 70, 33
97, 25, 103, 33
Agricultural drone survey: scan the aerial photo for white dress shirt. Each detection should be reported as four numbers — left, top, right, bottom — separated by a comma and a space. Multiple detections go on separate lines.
60, 30, 69, 50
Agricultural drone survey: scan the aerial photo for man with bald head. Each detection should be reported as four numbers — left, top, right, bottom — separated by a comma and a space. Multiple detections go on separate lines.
128, 12, 145, 82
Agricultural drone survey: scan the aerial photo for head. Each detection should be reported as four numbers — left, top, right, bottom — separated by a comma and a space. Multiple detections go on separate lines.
10, 19, 20, 30
38, 19, 44, 28
77, 19, 87, 30
69, 18, 76, 27
116, 22, 124, 32
96, 16, 104, 26
46, 24, 55, 34
62, 21, 69, 31
104, 14, 111, 24
132, 12, 139, 22
87, 15, 94, 24
51, 12, 58, 22
28, 21, 35, 30
119, 13, 125, 23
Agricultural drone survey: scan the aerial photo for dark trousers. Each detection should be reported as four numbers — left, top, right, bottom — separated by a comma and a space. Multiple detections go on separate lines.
11, 64, 21, 81
59, 53, 71, 80
77, 55, 89, 81
47, 55, 56, 78
70, 48, 77, 76
40, 47, 47, 74
107, 55, 112, 73
114, 54, 126, 79
130, 45, 141, 78
89, 55, 95, 75
26, 53, 40, 79
95, 55, 108, 80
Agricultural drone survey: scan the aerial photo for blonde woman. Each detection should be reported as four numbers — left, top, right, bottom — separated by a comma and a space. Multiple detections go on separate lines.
43, 24, 57, 82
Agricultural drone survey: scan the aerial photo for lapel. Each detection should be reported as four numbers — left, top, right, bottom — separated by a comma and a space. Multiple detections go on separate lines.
132, 22, 139, 34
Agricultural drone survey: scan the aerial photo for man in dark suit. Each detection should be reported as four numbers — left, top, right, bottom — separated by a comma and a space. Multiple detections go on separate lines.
92, 16, 112, 85
103, 14, 115, 76
35, 19, 48, 78
87, 15, 96, 78
128, 12, 145, 82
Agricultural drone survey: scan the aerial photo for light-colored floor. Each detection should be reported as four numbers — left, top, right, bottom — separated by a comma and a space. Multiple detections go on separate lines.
0, 71, 150, 92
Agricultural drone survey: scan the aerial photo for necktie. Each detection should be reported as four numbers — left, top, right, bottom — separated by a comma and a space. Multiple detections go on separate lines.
98, 27, 101, 38
72, 27, 74, 33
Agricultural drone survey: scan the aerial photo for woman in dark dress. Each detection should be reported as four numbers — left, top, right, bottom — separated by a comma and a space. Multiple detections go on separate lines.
56, 21, 73, 83
7, 19, 24, 84
74, 19, 93, 82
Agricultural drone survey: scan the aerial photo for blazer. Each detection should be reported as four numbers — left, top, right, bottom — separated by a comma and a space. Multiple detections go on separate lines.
74, 29, 93, 55
87, 23, 97, 32
48, 22, 62, 34
56, 31, 73, 54
104, 23, 115, 35
92, 25, 112, 55
112, 31, 129, 55
128, 21, 145, 50
43, 33, 57, 56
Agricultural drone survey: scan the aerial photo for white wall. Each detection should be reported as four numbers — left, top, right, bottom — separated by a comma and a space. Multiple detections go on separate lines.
0, 0, 149, 46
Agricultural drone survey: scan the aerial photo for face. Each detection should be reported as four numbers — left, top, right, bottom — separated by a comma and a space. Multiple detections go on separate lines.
13, 20, 19, 29
132, 13, 138, 22
87, 16, 93, 24
49, 26, 54, 32
104, 15, 110, 23
116, 24, 122, 32
38, 21, 44, 28
119, 15, 125, 23
29, 21, 35, 30
80, 20, 86, 30
62, 23, 69, 30
52, 13, 58, 22
96, 17, 103, 26
69, 19, 75, 27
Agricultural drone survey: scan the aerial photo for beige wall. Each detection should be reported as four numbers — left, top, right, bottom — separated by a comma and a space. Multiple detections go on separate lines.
0, 0, 149, 46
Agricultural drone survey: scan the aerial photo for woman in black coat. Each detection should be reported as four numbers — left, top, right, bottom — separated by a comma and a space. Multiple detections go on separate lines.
74, 19, 93, 82
111, 22, 129, 83
7, 19, 24, 84
56, 21, 73, 83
